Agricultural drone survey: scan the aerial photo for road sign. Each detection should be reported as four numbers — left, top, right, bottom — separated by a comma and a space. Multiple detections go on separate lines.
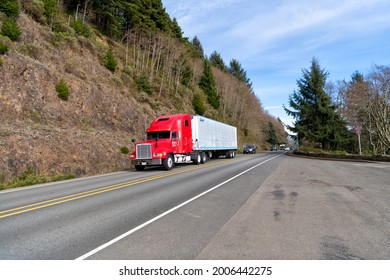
354, 122, 362, 135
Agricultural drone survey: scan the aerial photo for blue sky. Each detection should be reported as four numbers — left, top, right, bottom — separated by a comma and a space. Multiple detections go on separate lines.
161, 0, 390, 128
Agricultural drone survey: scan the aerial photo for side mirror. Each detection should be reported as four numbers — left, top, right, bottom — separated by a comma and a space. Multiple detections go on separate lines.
131, 139, 136, 143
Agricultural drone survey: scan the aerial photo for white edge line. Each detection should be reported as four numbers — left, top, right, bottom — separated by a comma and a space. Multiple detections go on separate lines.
75, 154, 282, 260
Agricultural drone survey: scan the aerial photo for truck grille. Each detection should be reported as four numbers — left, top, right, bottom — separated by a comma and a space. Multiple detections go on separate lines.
136, 144, 152, 159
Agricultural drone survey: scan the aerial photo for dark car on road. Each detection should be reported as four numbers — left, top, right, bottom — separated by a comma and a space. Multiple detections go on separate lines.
243, 145, 256, 154
271, 145, 277, 151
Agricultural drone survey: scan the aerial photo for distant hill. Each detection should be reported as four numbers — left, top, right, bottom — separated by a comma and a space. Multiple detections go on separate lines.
0, 0, 285, 182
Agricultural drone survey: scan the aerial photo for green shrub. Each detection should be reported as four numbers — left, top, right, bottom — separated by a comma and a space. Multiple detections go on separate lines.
0, 56, 3, 66
135, 74, 152, 94
71, 20, 92, 38
1, 18, 21, 41
0, 166, 47, 190
193, 93, 205, 115
299, 146, 324, 153
0, 42, 7, 54
331, 150, 347, 155
22, 0, 46, 24
0, 0, 20, 18
120, 146, 129, 154
19, 43, 43, 59
56, 79, 70, 101
104, 47, 117, 72
42, 0, 59, 25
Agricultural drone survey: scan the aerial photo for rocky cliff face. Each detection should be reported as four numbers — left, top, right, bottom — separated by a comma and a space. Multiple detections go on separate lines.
0, 13, 170, 180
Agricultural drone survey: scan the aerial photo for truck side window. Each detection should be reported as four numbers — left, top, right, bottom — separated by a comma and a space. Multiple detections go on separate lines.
172, 131, 177, 139
185, 120, 189, 127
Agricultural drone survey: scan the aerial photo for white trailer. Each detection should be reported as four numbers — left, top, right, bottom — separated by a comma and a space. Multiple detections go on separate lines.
191, 115, 237, 158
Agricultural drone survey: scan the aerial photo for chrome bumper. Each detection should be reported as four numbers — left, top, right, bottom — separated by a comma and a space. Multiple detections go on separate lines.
131, 159, 163, 166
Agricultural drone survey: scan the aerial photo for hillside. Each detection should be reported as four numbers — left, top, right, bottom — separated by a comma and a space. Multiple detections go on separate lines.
0, 1, 285, 183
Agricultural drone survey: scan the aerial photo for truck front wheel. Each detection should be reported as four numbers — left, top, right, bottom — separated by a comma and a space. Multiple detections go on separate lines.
163, 154, 174, 170
135, 165, 145, 171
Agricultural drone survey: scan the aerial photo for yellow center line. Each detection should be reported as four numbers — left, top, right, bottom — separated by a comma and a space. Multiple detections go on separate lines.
0, 155, 255, 219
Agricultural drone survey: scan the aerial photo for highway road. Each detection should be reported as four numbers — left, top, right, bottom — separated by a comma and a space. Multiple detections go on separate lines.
0, 152, 284, 259
1, 152, 389, 260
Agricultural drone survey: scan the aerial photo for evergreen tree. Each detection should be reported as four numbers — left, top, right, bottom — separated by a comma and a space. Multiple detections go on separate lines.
228, 59, 253, 92
42, 0, 59, 25
351, 71, 364, 83
56, 79, 70, 101
266, 121, 278, 145
1, 18, 21, 41
190, 36, 204, 58
199, 60, 219, 109
123, 0, 171, 31
62, 1, 180, 39
284, 58, 353, 150
104, 47, 118, 72
209, 51, 226, 71
0, 0, 19, 18
193, 93, 205, 115
92, 0, 124, 38
170, 17, 183, 39
181, 64, 193, 86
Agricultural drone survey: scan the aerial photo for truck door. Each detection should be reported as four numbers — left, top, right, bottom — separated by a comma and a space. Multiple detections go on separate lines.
182, 117, 192, 153
172, 131, 179, 153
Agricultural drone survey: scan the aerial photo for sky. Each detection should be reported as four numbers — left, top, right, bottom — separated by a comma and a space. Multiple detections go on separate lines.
161, 0, 390, 130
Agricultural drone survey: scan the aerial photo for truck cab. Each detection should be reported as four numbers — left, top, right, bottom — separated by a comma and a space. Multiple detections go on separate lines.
130, 114, 193, 170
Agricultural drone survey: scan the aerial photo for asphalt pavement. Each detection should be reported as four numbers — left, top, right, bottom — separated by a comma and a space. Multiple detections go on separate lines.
1, 153, 388, 260
196, 155, 390, 259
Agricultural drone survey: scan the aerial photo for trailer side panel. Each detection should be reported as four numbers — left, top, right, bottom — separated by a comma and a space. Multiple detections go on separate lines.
191, 115, 237, 151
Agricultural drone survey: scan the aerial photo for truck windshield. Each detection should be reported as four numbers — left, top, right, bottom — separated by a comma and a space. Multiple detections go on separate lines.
147, 131, 170, 140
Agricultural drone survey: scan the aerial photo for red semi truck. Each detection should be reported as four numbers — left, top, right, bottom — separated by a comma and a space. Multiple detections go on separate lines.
130, 114, 237, 170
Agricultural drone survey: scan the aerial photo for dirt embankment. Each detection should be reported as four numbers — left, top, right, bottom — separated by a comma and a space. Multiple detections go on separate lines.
0, 13, 165, 180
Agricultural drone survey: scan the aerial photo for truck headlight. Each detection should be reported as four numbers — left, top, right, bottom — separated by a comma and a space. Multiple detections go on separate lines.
153, 152, 167, 158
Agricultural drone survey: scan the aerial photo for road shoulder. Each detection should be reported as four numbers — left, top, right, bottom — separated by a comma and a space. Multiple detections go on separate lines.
197, 156, 390, 259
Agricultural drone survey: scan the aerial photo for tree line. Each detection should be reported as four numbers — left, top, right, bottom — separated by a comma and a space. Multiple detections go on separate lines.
284, 58, 389, 154
62, 0, 183, 39
337, 66, 390, 154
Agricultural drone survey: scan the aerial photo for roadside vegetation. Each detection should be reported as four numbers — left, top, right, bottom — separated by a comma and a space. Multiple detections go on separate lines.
0, 167, 75, 191
285, 58, 389, 155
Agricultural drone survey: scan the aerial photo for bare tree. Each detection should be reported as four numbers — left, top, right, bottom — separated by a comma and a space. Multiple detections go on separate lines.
341, 65, 390, 153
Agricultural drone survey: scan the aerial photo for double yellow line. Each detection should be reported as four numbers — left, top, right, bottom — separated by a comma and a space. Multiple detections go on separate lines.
0, 155, 252, 219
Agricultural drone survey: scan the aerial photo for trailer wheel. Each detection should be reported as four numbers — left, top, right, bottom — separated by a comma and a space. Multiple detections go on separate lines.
201, 152, 207, 164
163, 154, 174, 170
135, 165, 145, 171
226, 150, 235, 159
193, 152, 201, 165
